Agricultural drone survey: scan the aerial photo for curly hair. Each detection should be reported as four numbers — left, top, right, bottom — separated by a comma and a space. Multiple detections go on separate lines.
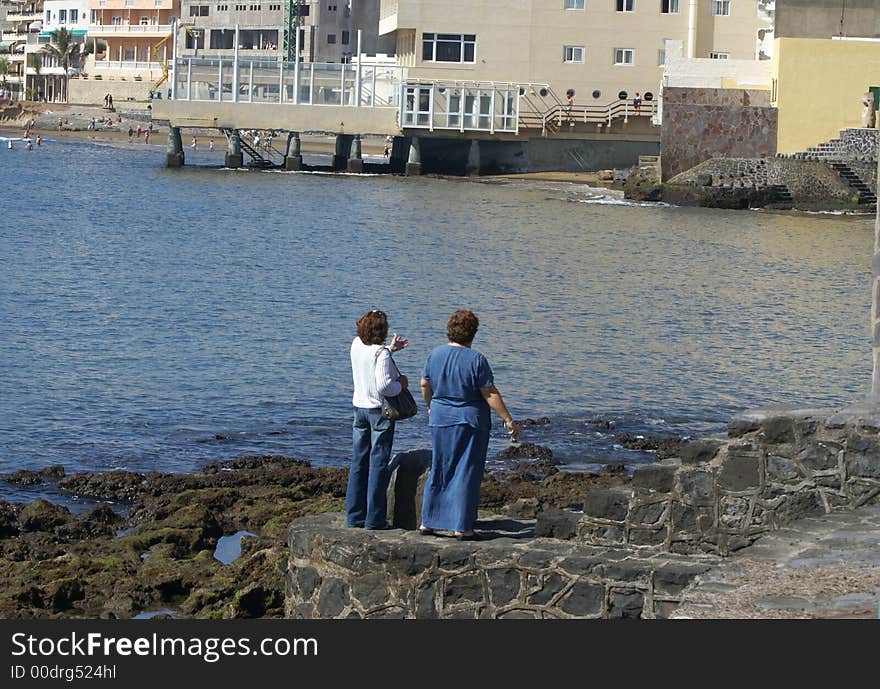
446, 309, 479, 345
356, 310, 388, 345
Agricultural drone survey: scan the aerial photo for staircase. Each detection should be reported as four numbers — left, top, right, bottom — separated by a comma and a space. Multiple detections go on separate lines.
767, 184, 793, 204
802, 128, 879, 161
220, 128, 285, 168
829, 161, 877, 204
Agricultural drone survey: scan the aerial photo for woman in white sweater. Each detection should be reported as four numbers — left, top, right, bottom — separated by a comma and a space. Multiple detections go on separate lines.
346, 310, 409, 529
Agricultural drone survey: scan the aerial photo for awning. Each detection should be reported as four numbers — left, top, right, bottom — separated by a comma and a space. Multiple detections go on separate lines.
0, 40, 16, 52
39, 29, 88, 37
29, 20, 43, 30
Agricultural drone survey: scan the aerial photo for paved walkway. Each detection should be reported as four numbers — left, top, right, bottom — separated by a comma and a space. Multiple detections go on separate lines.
674, 504, 880, 618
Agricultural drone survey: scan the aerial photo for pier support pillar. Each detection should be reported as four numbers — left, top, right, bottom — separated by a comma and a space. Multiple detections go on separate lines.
389, 136, 408, 174
225, 130, 243, 169
405, 136, 421, 176
333, 134, 353, 171
465, 139, 481, 177
284, 131, 303, 171
164, 126, 184, 168
347, 135, 364, 173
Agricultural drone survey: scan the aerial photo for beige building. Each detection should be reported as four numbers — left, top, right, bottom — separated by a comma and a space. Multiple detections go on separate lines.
380, 0, 771, 105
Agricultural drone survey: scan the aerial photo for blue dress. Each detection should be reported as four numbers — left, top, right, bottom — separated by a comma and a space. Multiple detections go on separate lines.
420, 345, 494, 532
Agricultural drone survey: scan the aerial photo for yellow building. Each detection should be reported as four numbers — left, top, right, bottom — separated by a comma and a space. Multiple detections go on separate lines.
772, 36, 880, 154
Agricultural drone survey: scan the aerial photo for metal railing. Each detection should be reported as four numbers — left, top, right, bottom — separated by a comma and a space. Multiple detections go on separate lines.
88, 24, 173, 34
541, 99, 658, 135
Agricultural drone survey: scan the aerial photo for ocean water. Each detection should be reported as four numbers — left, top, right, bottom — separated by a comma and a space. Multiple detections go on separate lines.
0, 137, 874, 505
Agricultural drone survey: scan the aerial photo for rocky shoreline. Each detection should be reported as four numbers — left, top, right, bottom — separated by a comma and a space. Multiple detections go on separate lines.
0, 450, 628, 619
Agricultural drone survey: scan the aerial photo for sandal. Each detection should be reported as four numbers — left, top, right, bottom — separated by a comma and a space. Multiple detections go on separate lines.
454, 531, 477, 541
418, 526, 435, 535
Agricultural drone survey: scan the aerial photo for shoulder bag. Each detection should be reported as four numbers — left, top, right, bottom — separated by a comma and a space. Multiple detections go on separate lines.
374, 348, 418, 421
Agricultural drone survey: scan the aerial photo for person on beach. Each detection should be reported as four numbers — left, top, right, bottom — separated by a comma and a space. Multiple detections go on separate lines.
346, 309, 409, 530
191, 136, 198, 149
144, 130, 150, 144
418, 310, 519, 540
136, 125, 142, 139
128, 126, 134, 142
35, 135, 41, 146
209, 139, 214, 151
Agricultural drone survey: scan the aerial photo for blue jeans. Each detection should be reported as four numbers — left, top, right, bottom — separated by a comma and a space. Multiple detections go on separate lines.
345, 407, 395, 529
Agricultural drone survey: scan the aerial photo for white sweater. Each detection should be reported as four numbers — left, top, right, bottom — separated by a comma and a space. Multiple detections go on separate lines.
351, 337, 402, 408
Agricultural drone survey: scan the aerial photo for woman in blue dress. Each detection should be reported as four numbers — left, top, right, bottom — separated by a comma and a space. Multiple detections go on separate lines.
418, 310, 519, 540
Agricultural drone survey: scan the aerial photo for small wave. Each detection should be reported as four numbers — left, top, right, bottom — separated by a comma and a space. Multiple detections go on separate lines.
575, 195, 669, 208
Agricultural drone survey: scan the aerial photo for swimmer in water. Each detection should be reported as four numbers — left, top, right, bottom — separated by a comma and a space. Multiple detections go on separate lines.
35, 135, 41, 146
25, 140, 33, 151
7, 140, 12, 150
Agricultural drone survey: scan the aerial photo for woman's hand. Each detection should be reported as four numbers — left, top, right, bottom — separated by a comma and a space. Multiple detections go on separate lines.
388, 333, 409, 352
504, 419, 520, 440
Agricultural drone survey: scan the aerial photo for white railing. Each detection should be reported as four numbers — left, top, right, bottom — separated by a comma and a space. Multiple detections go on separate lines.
88, 24, 172, 34
5, 12, 42, 22
399, 81, 522, 134
95, 60, 159, 71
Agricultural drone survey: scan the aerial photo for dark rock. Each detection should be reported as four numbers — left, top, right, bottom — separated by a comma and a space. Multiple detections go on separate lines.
232, 584, 283, 618
766, 455, 800, 482
608, 589, 644, 619
19, 500, 72, 532
444, 573, 484, 606
438, 544, 476, 569
416, 583, 438, 617
366, 606, 407, 619
696, 172, 713, 186
797, 443, 838, 472
519, 417, 551, 426
49, 578, 85, 611
718, 453, 761, 490
535, 509, 580, 540
677, 469, 715, 502
487, 568, 521, 606
559, 581, 605, 616
2, 466, 65, 485
527, 572, 566, 605
845, 452, 880, 479
759, 416, 796, 444
351, 573, 391, 610
680, 439, 723, 465
603, 559, 653, 582
631, 463, 677, 493
0, 501, 19, 538
582, 490, 630, 521
558, 556, 605, 576
386, 449, 432, 530
670, 503, 701, 533
588, 417, 616, 430
630, 501, 666, 526
294, 566, 321, 599
653, 563, 711, 596
391, 542, 436, 576
315, 578, 349, 618
504, 497, 541, 519
627, 528, 667, 547
601, 462, 627, 475
728, 414, 761, 437
497, 442, 553, 460
614, 434, 686, 460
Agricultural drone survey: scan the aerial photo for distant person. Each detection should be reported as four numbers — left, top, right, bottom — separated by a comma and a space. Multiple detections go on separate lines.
632, 92, 641, 113
418, 310, 519, 540
35, 135, 41, 146
383, 135, 393, 158
25, 140, 32, 151
57, 118, 63, 130
128, 126, 134, 142
209, 139, 214, 151
7, 140, 12, 150
136, 125, 142, 138
191, 136, 198, 149
144, 129, 150, 144
346, 309, 409, 530
108, 94, 113, 109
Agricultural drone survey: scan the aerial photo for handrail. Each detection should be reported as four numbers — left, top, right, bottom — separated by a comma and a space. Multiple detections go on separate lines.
539, 99, 657, 135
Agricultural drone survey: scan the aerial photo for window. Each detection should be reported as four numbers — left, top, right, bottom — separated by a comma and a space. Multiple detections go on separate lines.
422, 33, 476, 63
124, 48, 135, 61
249, 4, 261, 10
328, 3, 337, 10
140, 15, 149, 24
563, 45, 584, 63
111, 15, 122, 24
185, 31, 205, 49
90, 10, 97, 22
564, 0, 585, 9
70, 9, 78, 23
341, 30, 349, 45
661, 0, 679, 12
235, 4, 246, 10
657, 49, 666, 65
45, 10, 50, 23
711, 0, 730, 16
709, 51, 729, 59
616, 0, 634, 11
327, 33, 336, 44
614, 48, 634, 65
189, 5, 209, 16
217, 4, 228, 9
268, 3, 281, 9
59, 9, 67, 23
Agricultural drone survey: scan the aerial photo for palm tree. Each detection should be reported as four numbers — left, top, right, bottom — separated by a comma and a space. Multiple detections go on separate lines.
42, 28, 83, 103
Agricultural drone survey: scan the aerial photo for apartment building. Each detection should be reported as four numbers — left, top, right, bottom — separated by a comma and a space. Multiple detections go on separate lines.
379, 0, 770, 105
177, 0, 392, 63
1, 1, 43, 99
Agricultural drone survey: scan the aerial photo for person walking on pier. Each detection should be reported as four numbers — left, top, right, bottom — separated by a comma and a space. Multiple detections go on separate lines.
346, 310, 409, 530
418, 310, 519, 540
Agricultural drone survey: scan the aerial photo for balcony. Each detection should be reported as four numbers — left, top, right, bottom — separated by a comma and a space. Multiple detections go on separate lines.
88, 24, 173, 37
5, 12, 43, 23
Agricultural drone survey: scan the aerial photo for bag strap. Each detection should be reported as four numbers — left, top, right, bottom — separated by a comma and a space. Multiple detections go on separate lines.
373, 346, 401, 377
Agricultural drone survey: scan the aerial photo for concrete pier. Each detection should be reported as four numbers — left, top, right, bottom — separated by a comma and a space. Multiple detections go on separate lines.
347, 135, 364, 173
164, 127, 185, 168
225, 130, 243, 169
284, 131, 303, 171
333, 134, 353, 171
465, 139, 481, 176
405, 136, 422, 176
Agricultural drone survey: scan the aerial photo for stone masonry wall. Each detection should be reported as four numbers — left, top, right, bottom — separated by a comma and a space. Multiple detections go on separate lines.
539, 405, 880, 557
661, 87, 777, 181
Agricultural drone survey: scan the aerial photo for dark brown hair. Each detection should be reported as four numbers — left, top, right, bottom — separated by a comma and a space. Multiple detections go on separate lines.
446, 309, 479, 345
357, 310, 388, 345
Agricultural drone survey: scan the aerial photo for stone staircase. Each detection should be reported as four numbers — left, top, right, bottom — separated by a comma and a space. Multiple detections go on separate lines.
638, 155, 661, 182
829, 161, 878, 204
802, 127, 879, 162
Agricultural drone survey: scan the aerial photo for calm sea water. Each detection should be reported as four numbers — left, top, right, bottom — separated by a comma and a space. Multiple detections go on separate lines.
0, 137, 874, 506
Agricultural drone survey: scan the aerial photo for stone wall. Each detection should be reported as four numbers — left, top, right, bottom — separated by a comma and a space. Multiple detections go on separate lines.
660, 87, 777, 181
540, 405, 880, 557
69, 78, 154, 106
286, 514, 713, 619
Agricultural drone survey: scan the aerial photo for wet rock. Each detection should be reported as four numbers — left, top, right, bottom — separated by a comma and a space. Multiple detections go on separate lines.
588, 417, 616, 430
59, 470, 148, 502
614, 434, 687, 459
498, 442, 554, 460
18, 500, 72, 532
0, 501, 19, 538
601, 463, 628, 475
2, 466, 65, 485
519, 417, 551, 426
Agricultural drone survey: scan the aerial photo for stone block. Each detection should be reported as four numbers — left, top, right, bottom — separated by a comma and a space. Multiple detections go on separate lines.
602, 559, 653, 583
632, 463, 677, 493
629, 501, 667, 526
366, 606, 407, 619
653, 563, 711, 596
719, 496, 751, 529
766, 455, 799, 482
759, 416, 796, 444
315, 578, 350, 618
797, 443, 838, 472
505, 497, 541, 519
670, 502, 707, 533
416, 583, 438, 618
444, 573, 485, 606
294, 566, 321, 600
677, 469, 715, 503
680, 439, 724, 464
627, 527, 667, 547
775, 491, 824, 522
498, 609, 540, 619
438, 544, 477, 570
559, 581, 605, 617
583, 490, 631, 521
351, 573, 391, 610
386, 449, 432, 530
718, 453, 761, 490
535, 508, 580, 539
527, 572, 567, 606
487, 568, 521, 607
558, 556, 605, 576
845, 452, 880, 479
391, 542, 436, 576
608, 589, 645, 619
